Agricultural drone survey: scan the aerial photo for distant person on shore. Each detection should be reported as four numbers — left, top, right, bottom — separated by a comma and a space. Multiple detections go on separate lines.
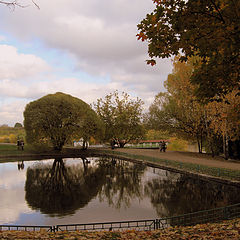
159, 141, 167, 152
159, 141, 163, 152
17, 139, 20, 150
20, 140, 24, 150
111, 139, 116, 149
162, 141, 167, 152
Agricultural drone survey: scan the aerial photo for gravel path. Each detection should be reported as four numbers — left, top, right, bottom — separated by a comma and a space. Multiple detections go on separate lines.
114, 148, 240, 170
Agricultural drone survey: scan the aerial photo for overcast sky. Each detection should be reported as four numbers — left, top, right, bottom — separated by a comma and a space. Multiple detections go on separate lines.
0, 0, 172, 126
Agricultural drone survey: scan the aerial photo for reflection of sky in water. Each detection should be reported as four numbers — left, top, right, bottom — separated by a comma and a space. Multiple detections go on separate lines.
1, 158, 238, 226
0, 162, 32, 224
0, 158, 163, 225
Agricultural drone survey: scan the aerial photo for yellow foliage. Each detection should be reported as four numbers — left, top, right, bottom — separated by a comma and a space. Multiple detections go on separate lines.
9, 134, 17, 143
0, 135, 10, 143
167, 137, 188, 151
206, 90, 240, 140
89, 136, 96, 144
0, 134, 18, 143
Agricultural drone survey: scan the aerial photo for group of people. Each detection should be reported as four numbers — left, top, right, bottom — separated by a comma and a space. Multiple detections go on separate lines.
159, 141, 167, 152
17, 139, 24, 150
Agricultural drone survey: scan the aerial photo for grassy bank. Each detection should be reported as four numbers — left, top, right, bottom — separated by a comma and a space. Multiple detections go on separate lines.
97, 149, 240, 182
0, 144, 92, 163
0, 143, 26, 155
1, 144, 240, 181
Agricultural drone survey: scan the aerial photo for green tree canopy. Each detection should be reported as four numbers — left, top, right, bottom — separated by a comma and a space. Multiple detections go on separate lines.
137, 0, 240, 100
24, 92, 104, 151
14, 122, 23, 128
94, 91, 145, 147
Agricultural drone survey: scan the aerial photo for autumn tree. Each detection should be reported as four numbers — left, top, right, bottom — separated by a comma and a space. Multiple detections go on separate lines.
94, 91, 145, 147
24, 92, 104, 151
137, 0, 240, 100
206, 90, 240, 159
147, 56, 240, 158
147, 57, 206, 153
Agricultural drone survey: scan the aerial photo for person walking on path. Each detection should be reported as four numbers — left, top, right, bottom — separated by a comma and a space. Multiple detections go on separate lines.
159, 141, 163, 152
162, 141, 167, 152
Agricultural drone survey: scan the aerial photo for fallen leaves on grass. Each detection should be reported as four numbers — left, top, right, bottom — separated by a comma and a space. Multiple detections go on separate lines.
0, 218, 240, 239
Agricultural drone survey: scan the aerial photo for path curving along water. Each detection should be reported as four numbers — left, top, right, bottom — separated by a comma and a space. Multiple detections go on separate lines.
113, 148, 240, 171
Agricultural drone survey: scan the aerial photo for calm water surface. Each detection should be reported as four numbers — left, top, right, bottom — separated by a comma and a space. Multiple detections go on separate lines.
0, 156, 240, 225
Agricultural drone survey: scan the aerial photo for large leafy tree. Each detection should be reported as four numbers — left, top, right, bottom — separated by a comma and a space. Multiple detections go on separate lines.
147, 56, 240, 158
24, 92, 103, 151
146, 57, 206, 153
137, 0, 240, 100
94, 91, 145, 147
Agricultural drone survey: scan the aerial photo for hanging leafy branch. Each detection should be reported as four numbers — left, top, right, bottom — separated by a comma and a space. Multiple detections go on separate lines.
137, 0, 240, 100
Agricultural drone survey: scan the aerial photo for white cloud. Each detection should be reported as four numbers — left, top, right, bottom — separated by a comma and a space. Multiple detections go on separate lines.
0, 0, 173, 125
0, 77, 127, 126
0, 188, 31, 224
0, 100, 27, 126
0, 44, 49, 79
0, 166, 31, 224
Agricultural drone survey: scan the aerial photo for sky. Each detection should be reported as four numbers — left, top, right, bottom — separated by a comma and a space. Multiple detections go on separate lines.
0, 0, 173, 126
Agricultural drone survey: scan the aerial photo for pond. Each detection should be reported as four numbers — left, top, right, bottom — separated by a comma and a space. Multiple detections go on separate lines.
0, 156, 240, 226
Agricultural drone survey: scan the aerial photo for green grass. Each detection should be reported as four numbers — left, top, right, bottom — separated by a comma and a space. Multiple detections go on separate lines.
0, 144, 20, 154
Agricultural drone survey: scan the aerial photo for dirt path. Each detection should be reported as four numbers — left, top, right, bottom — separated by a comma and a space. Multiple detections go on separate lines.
114, 148, 240, 170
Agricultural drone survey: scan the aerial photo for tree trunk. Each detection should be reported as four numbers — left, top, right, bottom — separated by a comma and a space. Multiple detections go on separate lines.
119, 142, 125, 148
119, 140, 126, 148
223, 134, 229, 160
197, 135, 202, 154
82, 140, 88, 150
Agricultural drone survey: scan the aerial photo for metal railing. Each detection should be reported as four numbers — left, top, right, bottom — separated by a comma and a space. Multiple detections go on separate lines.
1, 203, 240, 232
56, 219, 156, 232
156, 203, 240, 229
0, 225, 53, 232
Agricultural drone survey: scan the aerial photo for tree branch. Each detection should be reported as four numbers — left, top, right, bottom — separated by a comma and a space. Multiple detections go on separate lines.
209, 0, 225, 23
0, 0, 39, 9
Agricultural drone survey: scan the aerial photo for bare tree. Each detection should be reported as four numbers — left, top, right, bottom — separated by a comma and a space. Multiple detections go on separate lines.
0, 0, 39, 10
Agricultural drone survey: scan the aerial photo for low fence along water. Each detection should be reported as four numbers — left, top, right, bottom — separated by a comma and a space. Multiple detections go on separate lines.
1, 203, 240, 232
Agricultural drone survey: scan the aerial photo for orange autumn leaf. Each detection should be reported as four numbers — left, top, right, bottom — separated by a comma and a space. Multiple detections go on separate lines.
146, 59, 156, 66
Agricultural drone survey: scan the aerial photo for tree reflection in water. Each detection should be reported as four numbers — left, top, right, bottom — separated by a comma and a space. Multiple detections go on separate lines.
25, 157, 146, 217
98, 158, 146, 209
25, 158, 240, 219
25, 157, 106, 216
144, 169, 240, 217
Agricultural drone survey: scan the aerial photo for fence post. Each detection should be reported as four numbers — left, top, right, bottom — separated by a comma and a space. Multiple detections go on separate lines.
52, 226, 58, 232
155, 219, 159, 230
223, 206, 229, 220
